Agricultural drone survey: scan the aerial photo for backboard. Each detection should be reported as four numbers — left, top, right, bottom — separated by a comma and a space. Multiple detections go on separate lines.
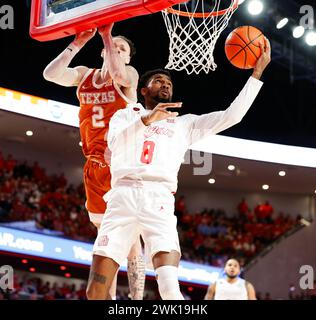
30, 0, 185, 41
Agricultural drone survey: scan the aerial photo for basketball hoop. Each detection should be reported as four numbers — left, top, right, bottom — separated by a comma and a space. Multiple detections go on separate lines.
162, 0, 239, 74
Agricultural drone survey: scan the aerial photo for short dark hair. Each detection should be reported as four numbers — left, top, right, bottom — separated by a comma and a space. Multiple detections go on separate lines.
225, 258, 240, 268
114, 35, 136, 59
137, 69, 172, 103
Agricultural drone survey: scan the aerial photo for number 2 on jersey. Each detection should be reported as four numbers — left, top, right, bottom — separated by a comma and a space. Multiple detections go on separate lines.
92, 106, 105, 128
140, 141, 155, 164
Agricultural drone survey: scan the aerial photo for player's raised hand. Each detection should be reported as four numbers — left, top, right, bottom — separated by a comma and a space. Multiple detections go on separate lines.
141, 103, 182, 126
252, 37, 271, 79
73, 28, 97, 47
98, 24, 114, 38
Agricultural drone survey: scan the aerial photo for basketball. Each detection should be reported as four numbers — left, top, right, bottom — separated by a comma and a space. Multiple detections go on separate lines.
225, 26, 265, 69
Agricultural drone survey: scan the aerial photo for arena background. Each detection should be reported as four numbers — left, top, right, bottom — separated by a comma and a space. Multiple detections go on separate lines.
0, 0, 316, 300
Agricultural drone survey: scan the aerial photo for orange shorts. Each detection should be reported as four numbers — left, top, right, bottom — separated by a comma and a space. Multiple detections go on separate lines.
83, 159, 111, 225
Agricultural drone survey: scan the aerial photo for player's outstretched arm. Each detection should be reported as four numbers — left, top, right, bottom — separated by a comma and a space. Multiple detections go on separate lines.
182, 36, 271, 145
43, 29, 97, 87
98, 24, 138, 95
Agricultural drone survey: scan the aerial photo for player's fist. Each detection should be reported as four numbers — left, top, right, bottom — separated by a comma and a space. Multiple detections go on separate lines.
141, 102, 182, 126
98, 24, 114, 38
73, 28, 97, 47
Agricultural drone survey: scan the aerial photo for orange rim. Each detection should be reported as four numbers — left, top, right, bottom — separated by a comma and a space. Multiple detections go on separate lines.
166, 0, 239, 18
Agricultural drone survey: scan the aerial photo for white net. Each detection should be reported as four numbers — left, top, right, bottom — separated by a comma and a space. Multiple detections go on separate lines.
162, 0, 238, 74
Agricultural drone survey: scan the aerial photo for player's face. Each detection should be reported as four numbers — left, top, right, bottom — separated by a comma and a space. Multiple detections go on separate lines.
113, 37, 131, 64
224, 259, 240, 279
146, 74, 173, 103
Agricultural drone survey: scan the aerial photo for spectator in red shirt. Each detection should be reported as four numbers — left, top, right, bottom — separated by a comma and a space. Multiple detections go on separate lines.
237, 198, 249, 220
175, 195, 187, 221
262, 201, 274, 223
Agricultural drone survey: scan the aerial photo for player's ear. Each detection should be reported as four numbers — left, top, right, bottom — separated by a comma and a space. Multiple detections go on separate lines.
140, 87, 148, 97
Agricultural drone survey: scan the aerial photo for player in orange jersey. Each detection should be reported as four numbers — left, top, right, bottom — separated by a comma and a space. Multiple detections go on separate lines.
43, 24, 145, 300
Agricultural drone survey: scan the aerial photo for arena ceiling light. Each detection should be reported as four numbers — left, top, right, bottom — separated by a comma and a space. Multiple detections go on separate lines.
26, 130, 33, 136
208, 178, 216, 184
276, 18, 289, 29
247, 0, 264, 16
293, 26, 305, 39
228, 165, 236, 171
262, 184, 269, 190
305, 30, 316, 46
278, 170, 286, 177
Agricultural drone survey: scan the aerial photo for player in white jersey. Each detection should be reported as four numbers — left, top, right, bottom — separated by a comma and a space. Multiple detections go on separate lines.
87, 38, 271, 300
204, 259, 256, 300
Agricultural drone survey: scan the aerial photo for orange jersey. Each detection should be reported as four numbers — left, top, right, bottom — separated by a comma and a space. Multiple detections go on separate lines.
77, 69, 133, 164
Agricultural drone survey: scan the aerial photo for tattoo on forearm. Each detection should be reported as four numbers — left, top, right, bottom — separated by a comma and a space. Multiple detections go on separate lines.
127, 255, 146, 300
89, 271, 107, 284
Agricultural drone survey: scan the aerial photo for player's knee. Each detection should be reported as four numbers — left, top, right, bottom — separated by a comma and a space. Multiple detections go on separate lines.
155, 265, 184, 300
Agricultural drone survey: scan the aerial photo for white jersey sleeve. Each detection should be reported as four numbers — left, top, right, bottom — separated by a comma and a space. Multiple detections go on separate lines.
181, 76, 263, 145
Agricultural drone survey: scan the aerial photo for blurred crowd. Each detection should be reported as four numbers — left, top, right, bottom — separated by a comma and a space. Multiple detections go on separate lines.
0, 152, 96, 241
0, 274, 87, 300
0, 151, 301, 269
176, 197, 301, 267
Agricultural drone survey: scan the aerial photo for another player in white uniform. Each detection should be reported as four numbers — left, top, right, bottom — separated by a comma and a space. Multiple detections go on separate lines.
86, 38, 271, 300
204, 259, 256, 300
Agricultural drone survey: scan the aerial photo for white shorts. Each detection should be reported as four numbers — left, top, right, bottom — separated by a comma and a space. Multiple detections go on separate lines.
88, 210, 104, 226
93, 182, 181, 267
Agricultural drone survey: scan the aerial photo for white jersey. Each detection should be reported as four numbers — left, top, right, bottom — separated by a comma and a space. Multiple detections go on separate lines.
214, 278, 248, 300
108, 76, 263, 192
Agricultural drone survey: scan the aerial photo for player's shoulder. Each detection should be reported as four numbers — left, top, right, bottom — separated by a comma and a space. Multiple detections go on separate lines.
126, 65, 138, 75
244, 280, 254, 287
177, 113, 199, 126
115, 103, 145, 117
179, 113, 198, 121
126, 65, 139, 82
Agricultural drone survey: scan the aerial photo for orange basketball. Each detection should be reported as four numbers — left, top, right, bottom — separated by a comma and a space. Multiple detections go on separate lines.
225, 26, 265, 69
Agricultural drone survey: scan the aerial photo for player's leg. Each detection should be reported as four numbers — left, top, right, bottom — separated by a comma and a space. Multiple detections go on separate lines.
127, 236, 146, 300
85, 161, 120, 299
86, 255, 119, 300
88, 185, 139, 300
152, 251, 184, 300
141, 187, 183, 300
84, 160, 109, 229
108, 270, 118, 299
